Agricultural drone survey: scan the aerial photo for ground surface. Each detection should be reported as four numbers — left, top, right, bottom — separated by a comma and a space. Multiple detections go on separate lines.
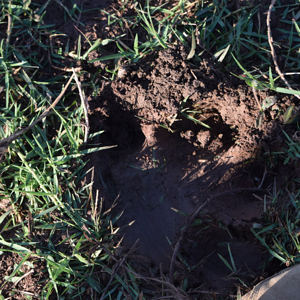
1, 0, 300, 299
87, 45, 291, 294
0, 253, 46, 299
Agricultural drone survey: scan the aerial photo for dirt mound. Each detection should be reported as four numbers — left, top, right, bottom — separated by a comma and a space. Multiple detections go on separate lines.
87, 46, 288, 293
92, 45, 282, 160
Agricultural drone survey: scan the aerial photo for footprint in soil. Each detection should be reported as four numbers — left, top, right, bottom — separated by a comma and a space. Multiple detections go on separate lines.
86, 46, 286, 292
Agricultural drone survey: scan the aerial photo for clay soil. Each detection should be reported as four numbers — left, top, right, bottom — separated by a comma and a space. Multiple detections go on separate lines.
1, 0, 300, 298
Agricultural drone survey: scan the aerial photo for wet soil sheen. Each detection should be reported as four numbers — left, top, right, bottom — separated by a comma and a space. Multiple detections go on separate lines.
87, 46, 291, 294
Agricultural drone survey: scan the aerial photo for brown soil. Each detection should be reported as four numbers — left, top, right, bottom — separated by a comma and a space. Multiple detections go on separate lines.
86, 45, 295, 295
0, 252, 48, 299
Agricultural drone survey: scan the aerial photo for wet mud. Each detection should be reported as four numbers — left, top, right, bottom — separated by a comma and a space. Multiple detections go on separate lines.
87, 46, 292, 293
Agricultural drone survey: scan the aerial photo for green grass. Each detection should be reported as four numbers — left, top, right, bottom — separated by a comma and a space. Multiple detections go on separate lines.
1, 0, 300, 298
92, 0, 300, 72
0, 1, 142, 298
252, 132, 300, 267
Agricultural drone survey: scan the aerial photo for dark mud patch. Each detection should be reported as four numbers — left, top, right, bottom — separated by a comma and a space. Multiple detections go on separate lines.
86, 46, 293, 293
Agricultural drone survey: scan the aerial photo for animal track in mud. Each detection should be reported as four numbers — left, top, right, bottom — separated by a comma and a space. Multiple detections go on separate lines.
87, 45, 289, 292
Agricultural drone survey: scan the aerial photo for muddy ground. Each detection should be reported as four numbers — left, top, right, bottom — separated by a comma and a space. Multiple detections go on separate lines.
86, 44, 296, 296
1, 0, 300, 298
